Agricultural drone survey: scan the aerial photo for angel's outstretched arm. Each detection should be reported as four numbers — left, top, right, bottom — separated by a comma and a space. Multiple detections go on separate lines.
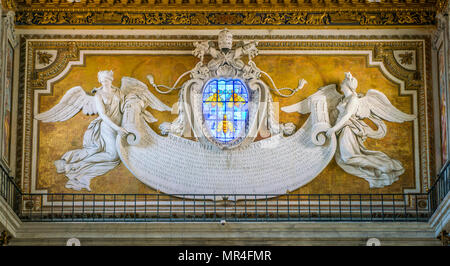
94, 94, 127, 135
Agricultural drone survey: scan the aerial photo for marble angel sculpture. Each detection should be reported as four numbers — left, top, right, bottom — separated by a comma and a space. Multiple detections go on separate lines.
35, 70, 171, 191
282, 72, 415, 188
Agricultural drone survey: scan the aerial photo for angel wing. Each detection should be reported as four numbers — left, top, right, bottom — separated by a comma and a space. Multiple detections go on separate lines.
35, 86, 97, 122
354, 89, 415, 140
120, 77, 171, 112
356, 89, 416, 122
281, 84, 342, 114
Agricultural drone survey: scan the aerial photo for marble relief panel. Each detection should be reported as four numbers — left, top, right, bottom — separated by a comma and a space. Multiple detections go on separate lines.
35, 53, 415, 195
15, 36, 432, 201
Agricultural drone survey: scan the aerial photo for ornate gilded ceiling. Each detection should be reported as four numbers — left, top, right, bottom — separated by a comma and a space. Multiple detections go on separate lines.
8, 0, 441, 8
4, 1, 446, 27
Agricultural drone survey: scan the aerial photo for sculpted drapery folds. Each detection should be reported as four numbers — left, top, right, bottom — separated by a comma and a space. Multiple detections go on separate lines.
328, 73, 415, 188
282, 72, 416, 188
35, 70, 171, 191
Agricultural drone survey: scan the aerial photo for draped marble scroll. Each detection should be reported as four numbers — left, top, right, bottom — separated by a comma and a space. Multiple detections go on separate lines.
114, 28, 337, 197
118, 95, 337, 198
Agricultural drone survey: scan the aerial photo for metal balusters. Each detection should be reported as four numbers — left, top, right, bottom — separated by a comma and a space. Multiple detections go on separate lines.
203, 195, 206, 221
40, 195, 42, 221
308, 194, 311, 221
213, 194, 217, 221
168, 195, 172, 221
403, 195, 408, 221
265, 195, 268, 221
72, 194, 75, 221
392, 194, 395, 221
133, 195, 136, 222
349, 195, 352, 221
318, 195, 321, 220
0, 170, 4, 200
3, 161, 450, 223
193, 195, 196, 222
276, 195, 279, 221
6, 192, 438, 222
157, 194, 160, 221
244, 195, 248, 220
124, 195, 127, 222
92, 194, 95, 222
113, 194, 116, 221
81, 194, 85, 220
254, 195, 257, 222
61, 194, 64, 221
144, 194, 148, 221
49, 194, 53, 221
338, 194, 341, 220
329, 194, 332, 221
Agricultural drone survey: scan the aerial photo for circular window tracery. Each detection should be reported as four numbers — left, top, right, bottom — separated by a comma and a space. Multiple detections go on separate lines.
202, 79, 249, 144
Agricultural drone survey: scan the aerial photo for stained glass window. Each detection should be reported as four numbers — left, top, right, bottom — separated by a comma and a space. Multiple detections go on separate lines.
202, 79, 249, 143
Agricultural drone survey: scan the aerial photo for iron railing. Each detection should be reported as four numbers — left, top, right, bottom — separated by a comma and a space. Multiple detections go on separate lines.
429, 160, 450, 214
17, 192, 430, 222
0, 162, 448, 223
0, 164, 21, 213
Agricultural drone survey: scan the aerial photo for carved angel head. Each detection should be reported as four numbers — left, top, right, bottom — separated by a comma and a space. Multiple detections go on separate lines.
218, 28, 233, 51
341, 72, 358, 94
98, 70, 114, 83
97, 70, 114, 90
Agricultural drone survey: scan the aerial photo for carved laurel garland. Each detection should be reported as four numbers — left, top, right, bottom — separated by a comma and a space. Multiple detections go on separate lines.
18, 35, 433, 195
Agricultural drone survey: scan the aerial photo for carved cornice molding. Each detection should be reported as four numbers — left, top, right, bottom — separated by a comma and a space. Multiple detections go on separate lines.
15, 10, 436, 26
10, 0, 441, 26
20, 34, 432, 40
11, 0, 440, 27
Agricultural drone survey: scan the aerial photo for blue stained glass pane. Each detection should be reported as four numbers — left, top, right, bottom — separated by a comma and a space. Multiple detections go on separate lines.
203, 81, 216, 94
203, 104, 217, 120
225, 83, 233, 99
234, 120, 246, 138
202, 79, 249, 144
233, 111, 242, 121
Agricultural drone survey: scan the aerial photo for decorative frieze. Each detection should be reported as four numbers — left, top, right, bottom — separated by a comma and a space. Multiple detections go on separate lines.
15, 10, 436, 26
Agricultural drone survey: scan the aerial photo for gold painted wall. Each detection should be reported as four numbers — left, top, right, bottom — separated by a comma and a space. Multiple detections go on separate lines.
36, 53, 415, 195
